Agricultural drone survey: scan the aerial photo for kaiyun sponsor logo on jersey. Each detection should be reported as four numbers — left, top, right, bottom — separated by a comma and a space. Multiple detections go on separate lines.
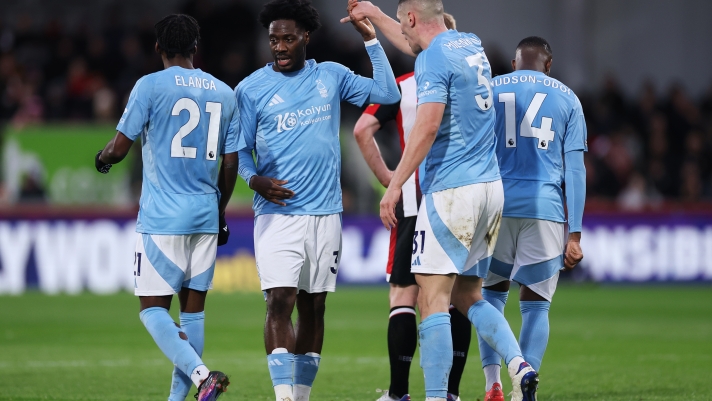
274, 104, 332, 133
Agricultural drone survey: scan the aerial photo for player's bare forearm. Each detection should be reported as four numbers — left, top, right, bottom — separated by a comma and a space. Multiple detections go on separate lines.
100, 131, 134, 164
353, 114, 392, 187
390, 103, 443, 190
343, 1, 417, 57
218, 152, 239, 215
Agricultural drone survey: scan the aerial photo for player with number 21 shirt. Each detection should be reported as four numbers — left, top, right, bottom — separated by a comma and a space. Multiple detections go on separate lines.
94, 13, 239, 401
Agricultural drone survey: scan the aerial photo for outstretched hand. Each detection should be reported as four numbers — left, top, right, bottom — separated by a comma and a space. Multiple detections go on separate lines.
249, 176, 295, 206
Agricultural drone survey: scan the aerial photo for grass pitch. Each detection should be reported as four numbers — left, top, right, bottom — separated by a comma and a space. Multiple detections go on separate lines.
2, 285, 711, 400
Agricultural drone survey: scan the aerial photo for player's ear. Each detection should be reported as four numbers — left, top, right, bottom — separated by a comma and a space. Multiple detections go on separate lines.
545, 58, 552, 76
304, 31, 310, 46
154, 42, 160, 54
511, 59, 516, 71
408, 11, 416, 28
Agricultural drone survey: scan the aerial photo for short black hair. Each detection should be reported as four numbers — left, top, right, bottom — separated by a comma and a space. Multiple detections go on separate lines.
516, 36, 553, 57
154, 14, 200, 59
258, 0, 321, 33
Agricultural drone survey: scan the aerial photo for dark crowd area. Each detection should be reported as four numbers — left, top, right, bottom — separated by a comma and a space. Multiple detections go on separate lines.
1, 2, 712, 210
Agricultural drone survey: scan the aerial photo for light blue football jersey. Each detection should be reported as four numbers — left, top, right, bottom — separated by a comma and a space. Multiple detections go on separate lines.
117, 66, 240, 234
415, 30, 500, 194
237, 58, 386, 216
491, 70, 588, 222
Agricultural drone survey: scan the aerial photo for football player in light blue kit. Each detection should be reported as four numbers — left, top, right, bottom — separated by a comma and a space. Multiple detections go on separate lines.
373, 1, 539, 400
94, 14, 238, 401
235, 1, 400, 401
476, 36, 587, 400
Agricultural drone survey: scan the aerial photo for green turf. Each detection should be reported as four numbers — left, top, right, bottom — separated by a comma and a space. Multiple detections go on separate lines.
2, 285, 711, 400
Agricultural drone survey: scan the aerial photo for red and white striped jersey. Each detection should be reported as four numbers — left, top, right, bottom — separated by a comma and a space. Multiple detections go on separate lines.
362, 72, 421, 217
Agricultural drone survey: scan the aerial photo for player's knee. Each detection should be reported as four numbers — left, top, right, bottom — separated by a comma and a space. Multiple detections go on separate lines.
389, 285, 418, 308
267, 289, 297, 317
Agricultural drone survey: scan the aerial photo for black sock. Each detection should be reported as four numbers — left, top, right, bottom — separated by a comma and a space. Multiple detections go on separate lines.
388, 306, 417, 398
448, 307, 472, 396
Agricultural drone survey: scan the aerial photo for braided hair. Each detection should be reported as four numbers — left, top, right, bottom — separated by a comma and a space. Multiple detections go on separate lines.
154, 14, 201, 59
258, 0, 321, 33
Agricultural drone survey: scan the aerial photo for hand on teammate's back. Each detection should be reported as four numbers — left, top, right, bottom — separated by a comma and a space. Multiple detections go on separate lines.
218, 213, 230, 246
249, 176, 295, 206
564, 233, 583, 270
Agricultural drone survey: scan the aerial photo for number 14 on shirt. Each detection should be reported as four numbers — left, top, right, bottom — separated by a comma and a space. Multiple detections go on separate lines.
499, 92, 555, 150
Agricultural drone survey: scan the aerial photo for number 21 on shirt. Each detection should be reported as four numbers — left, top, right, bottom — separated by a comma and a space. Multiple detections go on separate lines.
171, 98, 222, 160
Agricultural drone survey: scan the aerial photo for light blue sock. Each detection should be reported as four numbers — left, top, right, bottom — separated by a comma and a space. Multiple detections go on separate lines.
294, 353, 320, 387
467, 300, 522, 365
139, 307, 205, 382
477, 289, 509, 368
168, 312, 205, 401
267, 351, 295, 386
519, 301, 551, 372
419, 312, 452, 399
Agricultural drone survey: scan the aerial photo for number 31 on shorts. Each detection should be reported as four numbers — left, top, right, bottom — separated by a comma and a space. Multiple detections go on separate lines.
413, 230, 425, 255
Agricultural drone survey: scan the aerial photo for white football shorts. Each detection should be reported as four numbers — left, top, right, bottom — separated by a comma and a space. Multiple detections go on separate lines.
485, 218, 565, 302
254, 213, 341, 293
134, 233, 217, 296
411, 180, 504, 277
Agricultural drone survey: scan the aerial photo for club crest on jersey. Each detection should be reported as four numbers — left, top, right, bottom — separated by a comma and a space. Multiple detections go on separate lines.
316, 79, 328, 98
275, 112, 298, 133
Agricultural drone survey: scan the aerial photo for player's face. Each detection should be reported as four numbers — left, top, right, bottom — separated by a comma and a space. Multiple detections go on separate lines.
269, 20, 309, 73
397, 6, 422, 54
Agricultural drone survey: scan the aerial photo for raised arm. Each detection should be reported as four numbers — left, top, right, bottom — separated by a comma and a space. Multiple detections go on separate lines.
345, 15, 400, 105
342, 0, 417, 57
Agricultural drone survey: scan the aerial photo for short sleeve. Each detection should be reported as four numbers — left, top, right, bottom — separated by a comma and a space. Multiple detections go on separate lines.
235, 83, 258, 152
324, 62, 371, 107
222, 96, 240, 154
364, 100, 400, 126
116, 76, 151, 140
563, 96, 588, 153
415, 49, 449, 105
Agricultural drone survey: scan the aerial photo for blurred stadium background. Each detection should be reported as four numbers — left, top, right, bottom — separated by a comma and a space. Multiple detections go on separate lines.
1, 0, 711, 400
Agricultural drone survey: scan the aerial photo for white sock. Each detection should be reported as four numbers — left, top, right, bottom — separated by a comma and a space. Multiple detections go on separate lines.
190, 364, 209, 387
272, 347, 289, 354
507, 356, 526, 377
274, 384, 293, 401
425, 398, 447, 401
293, 383, 312, 401
484, 364, 501, 391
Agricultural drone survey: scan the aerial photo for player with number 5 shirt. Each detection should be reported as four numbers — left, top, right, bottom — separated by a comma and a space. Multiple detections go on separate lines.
350, 0, 541, 400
